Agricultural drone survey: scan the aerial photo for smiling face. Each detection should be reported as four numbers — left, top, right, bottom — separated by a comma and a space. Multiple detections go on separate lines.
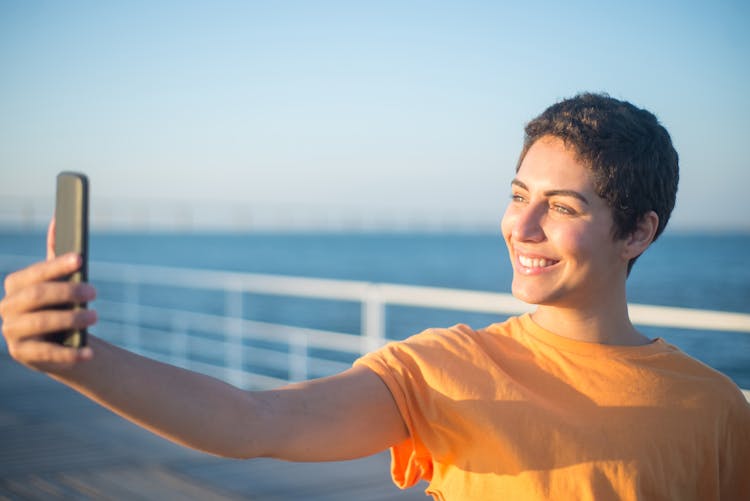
501, 135, 631, 310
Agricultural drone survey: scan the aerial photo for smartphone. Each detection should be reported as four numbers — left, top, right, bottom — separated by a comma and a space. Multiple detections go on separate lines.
52, 172, 89, 348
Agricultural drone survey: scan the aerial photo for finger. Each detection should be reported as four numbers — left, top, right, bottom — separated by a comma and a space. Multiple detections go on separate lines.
10, 340, 93, 372
47, 218, 56, 261
2, 308, 97, 342
3, 253, 81, 295
0, 282, 96, 318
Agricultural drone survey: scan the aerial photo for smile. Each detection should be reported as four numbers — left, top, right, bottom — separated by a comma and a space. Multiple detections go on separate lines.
517, 254, 559, 270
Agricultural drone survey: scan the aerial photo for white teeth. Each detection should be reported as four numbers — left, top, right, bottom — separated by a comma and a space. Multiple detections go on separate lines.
519, 255, 554, 269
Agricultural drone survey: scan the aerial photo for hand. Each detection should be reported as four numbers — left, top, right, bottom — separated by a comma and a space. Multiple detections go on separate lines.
0, 220, 97, 372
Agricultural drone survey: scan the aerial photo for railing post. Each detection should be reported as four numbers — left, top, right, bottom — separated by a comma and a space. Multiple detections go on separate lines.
171, 316, 189, 369
289, 332, 308, 382
225, 282, 244, 388
362, 284, 386, 355
125, 277, 140, 353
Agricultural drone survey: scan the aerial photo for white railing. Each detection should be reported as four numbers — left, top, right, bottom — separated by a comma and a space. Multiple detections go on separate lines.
1, 254, 749, 401
86, 260, 536, 389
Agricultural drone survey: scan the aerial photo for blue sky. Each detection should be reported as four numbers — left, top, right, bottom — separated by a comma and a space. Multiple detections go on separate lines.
1, 0, 748, 231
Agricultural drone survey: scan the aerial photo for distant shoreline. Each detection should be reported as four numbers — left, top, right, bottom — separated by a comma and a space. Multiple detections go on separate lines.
2, 226, 749, 237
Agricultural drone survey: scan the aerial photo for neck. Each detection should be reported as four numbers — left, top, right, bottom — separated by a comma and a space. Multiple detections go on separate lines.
531, 295, 650, 346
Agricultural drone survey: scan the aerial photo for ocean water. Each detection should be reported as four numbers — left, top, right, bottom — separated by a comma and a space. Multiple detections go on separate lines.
1, 230, 748, 387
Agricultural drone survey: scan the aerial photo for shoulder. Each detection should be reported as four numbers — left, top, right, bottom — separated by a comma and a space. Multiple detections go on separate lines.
387, 316, 522, 357
654, 346, 750, 416
355, 316, 523, 382
374, 322, 484, 364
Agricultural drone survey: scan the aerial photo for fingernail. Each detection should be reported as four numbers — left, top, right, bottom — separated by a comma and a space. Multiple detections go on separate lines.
78, 347, 94, 360
78, 285, 97, 301
67, 253, 80, 265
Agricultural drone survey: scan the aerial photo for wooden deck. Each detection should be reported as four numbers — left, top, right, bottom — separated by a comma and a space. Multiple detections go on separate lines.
0, 352, 427, 500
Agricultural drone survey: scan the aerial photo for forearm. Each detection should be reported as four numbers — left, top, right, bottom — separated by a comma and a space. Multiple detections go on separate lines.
51, 336, 265, 459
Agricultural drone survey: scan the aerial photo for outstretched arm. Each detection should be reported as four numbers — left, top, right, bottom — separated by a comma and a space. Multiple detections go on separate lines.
0, 222, 408, 461
56, 339, 406, 461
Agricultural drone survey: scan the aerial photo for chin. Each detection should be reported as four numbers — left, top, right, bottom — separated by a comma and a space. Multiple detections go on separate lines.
511, 278, 569, 307
511, 282, 547, 306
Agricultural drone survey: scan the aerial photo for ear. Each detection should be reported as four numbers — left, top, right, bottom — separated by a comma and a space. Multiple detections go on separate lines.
622, 211, 659, 261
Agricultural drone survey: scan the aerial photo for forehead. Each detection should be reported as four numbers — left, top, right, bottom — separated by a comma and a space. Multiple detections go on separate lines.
516, 136, 595, 192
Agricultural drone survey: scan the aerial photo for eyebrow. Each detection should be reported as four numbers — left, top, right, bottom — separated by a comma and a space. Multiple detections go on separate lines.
511, 179, 590, 205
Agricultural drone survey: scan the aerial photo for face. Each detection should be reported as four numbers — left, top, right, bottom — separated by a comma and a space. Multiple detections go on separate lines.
500, 136, 629, 310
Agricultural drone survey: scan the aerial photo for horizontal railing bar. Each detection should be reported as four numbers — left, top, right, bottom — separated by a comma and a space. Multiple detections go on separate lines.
245, 346, 297, 371
627, 304, 750, 333
242, 346, 349, 378
136, 347, 286, 390
99, 319, 352, 377
241, 321, 364, 353
92, 261, 373, 302
90, 261, 750, 333
3, 255, 749, 334
304, 359, 352, 378
376, 282, 531, 315
96, 300, 364, 353
125, 324, 225, 357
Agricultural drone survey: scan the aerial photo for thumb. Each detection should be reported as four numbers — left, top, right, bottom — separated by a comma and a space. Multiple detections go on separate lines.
46, 218, 56, 260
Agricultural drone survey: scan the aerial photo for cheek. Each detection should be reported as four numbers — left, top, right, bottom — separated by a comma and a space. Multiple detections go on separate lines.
547, 224, 596, 258
562, 228, 619, 272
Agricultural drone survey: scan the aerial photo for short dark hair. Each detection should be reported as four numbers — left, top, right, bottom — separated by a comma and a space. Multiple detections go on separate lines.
518, 92, 679, 272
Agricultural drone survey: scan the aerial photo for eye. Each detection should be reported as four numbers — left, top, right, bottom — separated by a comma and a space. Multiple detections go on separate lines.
551, 203, 576, 215
511, 193, 527, 203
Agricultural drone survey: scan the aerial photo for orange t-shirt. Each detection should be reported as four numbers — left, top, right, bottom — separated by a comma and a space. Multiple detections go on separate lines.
355, 314, 750, 500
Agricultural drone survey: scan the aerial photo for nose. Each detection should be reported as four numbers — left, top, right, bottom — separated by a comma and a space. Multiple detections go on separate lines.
507, 202, 546, 243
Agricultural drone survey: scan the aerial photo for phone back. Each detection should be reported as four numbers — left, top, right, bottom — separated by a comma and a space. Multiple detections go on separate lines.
54, 172, 89, 347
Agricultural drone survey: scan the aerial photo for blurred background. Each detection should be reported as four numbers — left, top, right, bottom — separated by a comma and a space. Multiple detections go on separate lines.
1, 2, 749, 499
1, 0, 748, 232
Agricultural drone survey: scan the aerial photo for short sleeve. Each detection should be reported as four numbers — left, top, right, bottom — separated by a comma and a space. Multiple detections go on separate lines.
355, 341, 435, 489
720, 394, 750, 497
